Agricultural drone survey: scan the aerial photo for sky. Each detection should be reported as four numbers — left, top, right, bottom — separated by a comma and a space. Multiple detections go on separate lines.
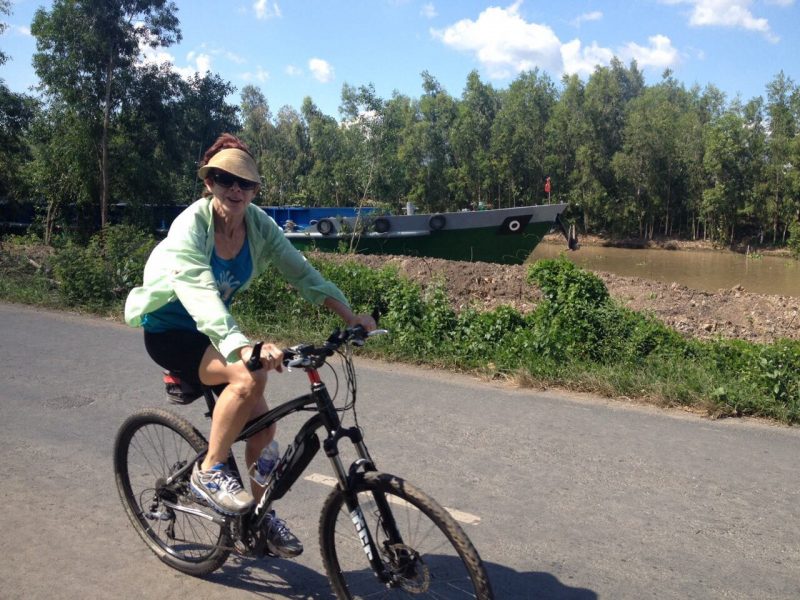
2, 0, 799, 120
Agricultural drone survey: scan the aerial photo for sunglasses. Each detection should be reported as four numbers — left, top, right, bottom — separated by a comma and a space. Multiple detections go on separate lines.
211, 170, 258, 191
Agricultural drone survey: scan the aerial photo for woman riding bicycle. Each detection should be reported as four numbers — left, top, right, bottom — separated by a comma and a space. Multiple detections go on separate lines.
124, 133, 375, 557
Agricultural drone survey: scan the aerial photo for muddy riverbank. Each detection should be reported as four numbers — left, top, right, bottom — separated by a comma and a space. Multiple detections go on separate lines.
313, 245, 800, 343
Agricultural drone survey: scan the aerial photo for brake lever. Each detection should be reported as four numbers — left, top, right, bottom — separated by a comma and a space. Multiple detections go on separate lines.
245, 341, 264, 372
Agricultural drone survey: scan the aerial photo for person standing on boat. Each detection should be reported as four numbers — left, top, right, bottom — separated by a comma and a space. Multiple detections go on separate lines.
124, 133, 375, 556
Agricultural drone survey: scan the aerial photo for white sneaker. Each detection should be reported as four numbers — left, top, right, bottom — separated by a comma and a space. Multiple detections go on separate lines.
264, 510, 304, 557
190, 462, 254, 515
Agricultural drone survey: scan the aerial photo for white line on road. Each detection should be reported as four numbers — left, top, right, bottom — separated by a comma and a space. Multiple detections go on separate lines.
304, 472, 481, 525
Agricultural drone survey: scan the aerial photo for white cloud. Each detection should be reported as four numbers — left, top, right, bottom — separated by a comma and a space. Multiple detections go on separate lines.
308, 58, 334, 83
619, 34, 680, 69
421, 3, 437, 18
242, 66, 270, 83
140, 35, 253, 81
182, 52, 212, 75
433, 2, 679, 79
254, 0, 281, 20
222, 50, 246, 65
431, 1, 564, 77
662, 0, 779, 42
14, 25, 32, 36
571, 11, 603, 27
285, 64, 303, 77
137, 40, 176, 67
561, 40, 614, 76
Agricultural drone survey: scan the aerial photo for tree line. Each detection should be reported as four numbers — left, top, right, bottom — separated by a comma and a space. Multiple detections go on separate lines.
1, 0, 799, 246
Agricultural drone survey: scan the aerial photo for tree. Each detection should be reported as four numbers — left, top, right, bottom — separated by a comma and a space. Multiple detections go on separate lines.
31, 0, 180, 228
582, 59, 644, 234
702, 108, 754, 244
613, 74, 695, 239
339, 83, 389, 207
450, 71, 499, 207
764, 72, 798, 243
408, 71, 457, 212
0, 0, 15, 73
239, 85, 273, 165
303, 96, 347, 206
26, 100, 97, 243
112, 62, 187, 208
0, 0, 10, 67
261, 105, 311, 204
492, 69, 556, 207
175, 72, 239, 201
0, 1, 36, 201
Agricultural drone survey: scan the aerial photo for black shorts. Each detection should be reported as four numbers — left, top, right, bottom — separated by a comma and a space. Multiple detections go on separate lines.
144, 329, 212, 387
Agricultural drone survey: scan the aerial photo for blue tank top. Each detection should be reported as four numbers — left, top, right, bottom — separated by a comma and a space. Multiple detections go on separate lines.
142, 240, 253, 333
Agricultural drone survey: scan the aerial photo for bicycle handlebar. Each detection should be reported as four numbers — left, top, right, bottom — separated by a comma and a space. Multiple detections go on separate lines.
245, 326, 388, 372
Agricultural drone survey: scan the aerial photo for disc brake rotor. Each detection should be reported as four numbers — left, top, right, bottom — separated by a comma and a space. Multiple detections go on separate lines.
385, 543, 429, 593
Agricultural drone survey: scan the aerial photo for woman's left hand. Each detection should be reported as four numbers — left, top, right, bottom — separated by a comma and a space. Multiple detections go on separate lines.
348, 313, 377, 333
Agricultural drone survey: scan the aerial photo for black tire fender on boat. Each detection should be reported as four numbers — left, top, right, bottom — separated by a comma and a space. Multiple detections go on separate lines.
429, 214, 446, 231
316, 218, 336, 236
373, 217, 391, 233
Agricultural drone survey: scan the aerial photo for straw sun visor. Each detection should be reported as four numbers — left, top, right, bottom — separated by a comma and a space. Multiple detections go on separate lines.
197, 148, 261, 184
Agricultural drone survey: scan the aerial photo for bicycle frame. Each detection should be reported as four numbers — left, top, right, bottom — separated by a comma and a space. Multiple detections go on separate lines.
166, 357, 398, 579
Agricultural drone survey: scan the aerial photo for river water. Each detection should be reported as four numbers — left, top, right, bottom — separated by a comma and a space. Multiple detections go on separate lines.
530, 241, 800, 297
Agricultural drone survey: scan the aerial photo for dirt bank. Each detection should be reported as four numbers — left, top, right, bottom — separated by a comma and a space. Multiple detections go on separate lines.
313, 250, 800, 343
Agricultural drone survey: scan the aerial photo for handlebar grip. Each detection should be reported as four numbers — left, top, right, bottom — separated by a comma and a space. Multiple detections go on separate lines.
246, 341, 264, 372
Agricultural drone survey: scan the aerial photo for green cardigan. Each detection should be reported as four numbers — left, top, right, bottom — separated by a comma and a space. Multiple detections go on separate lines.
124, 198, 349, 363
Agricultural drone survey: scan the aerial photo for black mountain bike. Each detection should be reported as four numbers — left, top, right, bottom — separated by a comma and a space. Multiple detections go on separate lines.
114, 325, 494, 599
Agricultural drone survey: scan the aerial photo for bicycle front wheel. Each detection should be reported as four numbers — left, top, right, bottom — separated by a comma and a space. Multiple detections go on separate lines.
113, 408, 231, 576
319, 472, 493, 599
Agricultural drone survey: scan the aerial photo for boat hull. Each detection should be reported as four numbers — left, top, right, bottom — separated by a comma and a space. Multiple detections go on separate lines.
285, 203, 567, 265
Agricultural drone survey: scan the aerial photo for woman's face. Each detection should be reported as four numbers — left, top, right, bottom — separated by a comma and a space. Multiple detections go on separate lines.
205, 169, 259, 217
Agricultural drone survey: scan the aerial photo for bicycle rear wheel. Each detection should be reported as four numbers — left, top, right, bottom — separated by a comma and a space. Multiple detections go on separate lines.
319, 472, 493, 599
113, 408, 231, 576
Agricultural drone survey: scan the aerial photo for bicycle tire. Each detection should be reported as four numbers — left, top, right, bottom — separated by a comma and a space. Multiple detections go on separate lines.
113, 408, 231, 576
319, 472, 493, 599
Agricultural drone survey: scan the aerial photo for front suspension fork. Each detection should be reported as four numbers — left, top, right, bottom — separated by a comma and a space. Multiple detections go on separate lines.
326, 432, 403, 584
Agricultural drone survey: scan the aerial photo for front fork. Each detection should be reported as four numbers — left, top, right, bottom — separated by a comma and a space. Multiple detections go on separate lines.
327, 432, 402, 584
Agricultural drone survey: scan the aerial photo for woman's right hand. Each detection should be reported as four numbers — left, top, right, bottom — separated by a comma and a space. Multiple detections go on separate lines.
240, 343, 284, 373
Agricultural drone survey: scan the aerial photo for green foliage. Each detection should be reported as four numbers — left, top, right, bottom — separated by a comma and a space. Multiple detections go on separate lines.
9, 242, 800, 424
693, 339, 800, 421
52, 225, 155, 308
788, 220, 800, 258
527, 257, 610, 360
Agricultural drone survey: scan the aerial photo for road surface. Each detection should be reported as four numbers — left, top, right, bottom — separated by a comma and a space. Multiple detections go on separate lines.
1, 302, 798, 599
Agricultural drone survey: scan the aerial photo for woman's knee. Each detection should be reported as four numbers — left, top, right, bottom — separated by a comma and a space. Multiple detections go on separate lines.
227, 364, 267, 399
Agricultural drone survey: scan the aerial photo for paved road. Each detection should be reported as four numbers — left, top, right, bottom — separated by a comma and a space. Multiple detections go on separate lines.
2, 302, 799, 599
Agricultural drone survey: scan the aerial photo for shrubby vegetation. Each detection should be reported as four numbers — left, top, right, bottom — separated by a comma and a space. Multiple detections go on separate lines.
3, 227, 800, 423
51, 225, 156, 308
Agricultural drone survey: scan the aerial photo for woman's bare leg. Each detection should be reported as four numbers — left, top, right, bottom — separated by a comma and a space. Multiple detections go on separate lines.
198, 346, 270, 469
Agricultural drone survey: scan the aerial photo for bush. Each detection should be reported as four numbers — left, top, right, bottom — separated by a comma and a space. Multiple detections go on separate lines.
18, 238, 800, 424
52, 225, 156, 308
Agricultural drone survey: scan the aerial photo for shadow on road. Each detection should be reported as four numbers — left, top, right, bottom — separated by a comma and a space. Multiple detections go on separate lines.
202, 555, 597, 599
486, 561, 597, 599
205, 557, 335, 598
